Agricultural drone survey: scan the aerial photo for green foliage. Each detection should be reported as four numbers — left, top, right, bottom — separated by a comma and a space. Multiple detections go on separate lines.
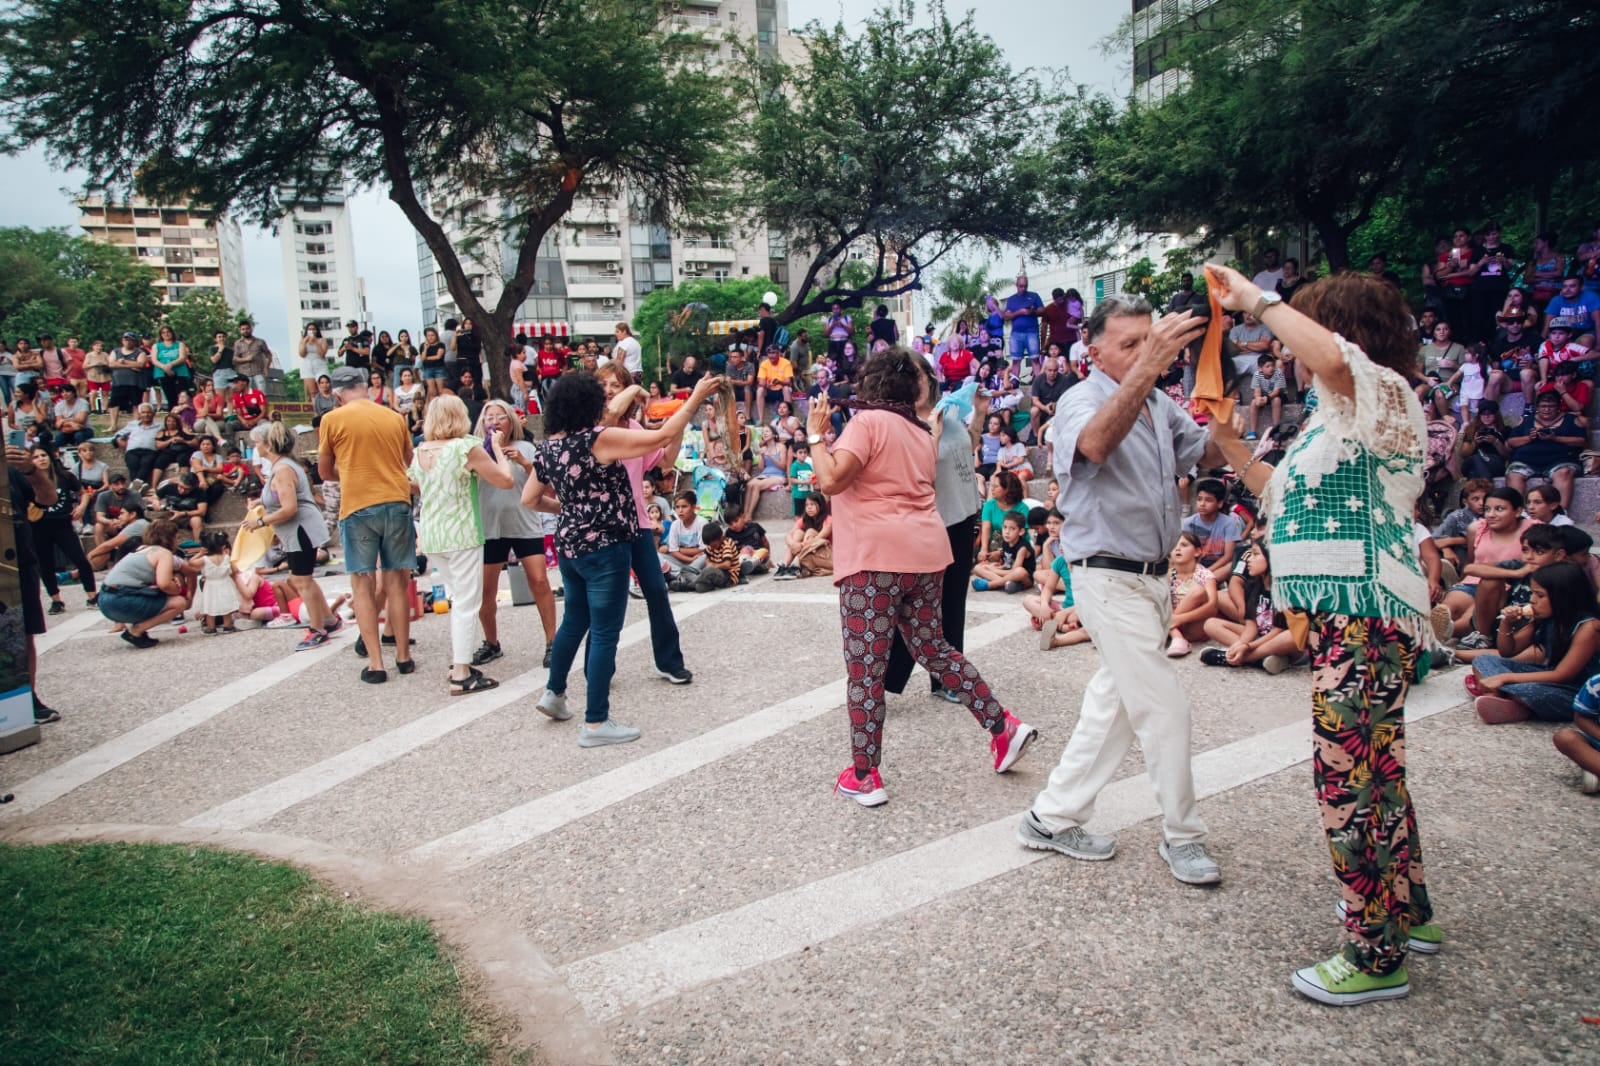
1046, 0, 1600, 271
0, 842, 503, 1065
633, 277, 791, 380
281, 368, 306, 401
162, 288, 253, 374
741, 1, 1051, 325
0, 0, 739, 397
1123, 246, 1209, 309
0, 226, 161, 343
929, 262, 996, 329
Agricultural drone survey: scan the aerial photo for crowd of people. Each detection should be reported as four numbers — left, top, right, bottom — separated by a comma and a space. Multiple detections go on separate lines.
7, 224, 1599, 1010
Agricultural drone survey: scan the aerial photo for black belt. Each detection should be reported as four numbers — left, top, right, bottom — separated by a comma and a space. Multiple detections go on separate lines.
1071, 555, 1169, 577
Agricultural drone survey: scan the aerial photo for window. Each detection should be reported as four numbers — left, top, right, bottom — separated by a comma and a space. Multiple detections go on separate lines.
304, 242, 327, 255
306, 261, 328, 274
713, 269, 730, 283
308, 280, 330, 293
301, 299, 332, 311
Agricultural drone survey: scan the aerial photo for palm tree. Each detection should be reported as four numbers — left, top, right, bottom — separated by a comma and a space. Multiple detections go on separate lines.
929, 262, 995, 337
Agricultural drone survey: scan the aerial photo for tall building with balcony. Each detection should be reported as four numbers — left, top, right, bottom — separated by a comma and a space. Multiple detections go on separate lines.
76, 193, 247, 310
416, 0, 796, 341
1132, 0, 1226, 105
277, 185, 369, 345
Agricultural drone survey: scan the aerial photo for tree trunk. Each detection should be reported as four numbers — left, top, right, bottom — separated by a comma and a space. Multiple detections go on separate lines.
1308, 212, 1351, 273
478, 312, 512, 401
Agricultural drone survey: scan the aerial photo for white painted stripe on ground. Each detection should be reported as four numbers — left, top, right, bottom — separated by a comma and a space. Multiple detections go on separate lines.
403, 612, 1033, 870
559, 674, 1468, 1020
36, 610, 105, 654
178, 587, 740, 831
0, 640, 349, 817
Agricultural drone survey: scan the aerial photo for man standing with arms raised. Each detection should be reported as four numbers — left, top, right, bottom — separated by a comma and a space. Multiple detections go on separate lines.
1017, 293, 1226, 886
318, 366, 416, 684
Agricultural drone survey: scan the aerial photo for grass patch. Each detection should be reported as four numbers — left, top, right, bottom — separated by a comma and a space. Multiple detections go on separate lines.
0, 842, 511, 1065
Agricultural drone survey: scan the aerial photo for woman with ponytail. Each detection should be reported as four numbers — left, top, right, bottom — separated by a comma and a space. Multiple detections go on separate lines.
805, 345, 1037, 807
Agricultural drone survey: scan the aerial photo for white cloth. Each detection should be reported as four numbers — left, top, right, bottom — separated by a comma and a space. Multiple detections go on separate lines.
433, 545, 485, 665
616, 336, 643, 375
195, 556, 241, 618
1030, 565, 1207, 845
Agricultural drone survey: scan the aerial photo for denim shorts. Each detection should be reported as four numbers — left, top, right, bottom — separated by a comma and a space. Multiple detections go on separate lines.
1008, 331, 1041, 360
340, 501, 417, 575
99, 585, 169, 624
421, 366, 447, 381
1508, 460, 1580, 479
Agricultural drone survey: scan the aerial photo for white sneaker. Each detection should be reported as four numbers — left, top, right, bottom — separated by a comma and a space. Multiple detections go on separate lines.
265, 615, 304, 629
578, 718, 641, 747
1583, 771, 1600, 795
535, 689, 572, 721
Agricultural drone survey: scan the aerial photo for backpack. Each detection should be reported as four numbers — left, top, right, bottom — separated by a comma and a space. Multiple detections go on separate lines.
774, 325, 791, 351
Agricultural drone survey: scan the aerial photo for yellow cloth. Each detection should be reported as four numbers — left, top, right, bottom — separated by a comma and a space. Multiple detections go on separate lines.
1189, 290, 1234, 423
756, 357, 795, 388
232, 505, 276, 572
317, 399, 414, 520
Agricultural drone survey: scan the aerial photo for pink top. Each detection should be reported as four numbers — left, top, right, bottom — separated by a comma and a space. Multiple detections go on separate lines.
829, 409, 952, 583
1465, 517, 1534, 584
623, 417, 665, 528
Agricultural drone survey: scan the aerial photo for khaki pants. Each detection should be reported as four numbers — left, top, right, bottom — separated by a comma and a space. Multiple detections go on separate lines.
1030, 565, 1207, 846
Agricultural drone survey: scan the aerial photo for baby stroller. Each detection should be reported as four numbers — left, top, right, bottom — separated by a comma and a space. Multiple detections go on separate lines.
690, 463, 729, 523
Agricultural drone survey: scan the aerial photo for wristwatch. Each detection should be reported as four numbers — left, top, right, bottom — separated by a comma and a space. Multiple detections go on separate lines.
807, 433, 824, 445
1251, 290, 1283, 319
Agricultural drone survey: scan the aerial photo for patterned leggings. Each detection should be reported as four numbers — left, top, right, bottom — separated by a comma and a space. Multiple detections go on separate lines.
839, 570, 1006, 772
1310, 614, 1434, 976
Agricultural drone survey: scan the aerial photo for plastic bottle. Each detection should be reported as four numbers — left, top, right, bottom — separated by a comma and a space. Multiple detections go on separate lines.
430, 567, 445, 604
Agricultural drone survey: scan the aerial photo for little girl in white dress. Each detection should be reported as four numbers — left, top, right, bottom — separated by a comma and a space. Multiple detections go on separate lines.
195, 531, 241, 633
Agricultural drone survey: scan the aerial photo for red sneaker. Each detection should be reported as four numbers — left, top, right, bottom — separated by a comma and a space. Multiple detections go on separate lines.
834, 766, 887, 807
991, 712, 1038, 773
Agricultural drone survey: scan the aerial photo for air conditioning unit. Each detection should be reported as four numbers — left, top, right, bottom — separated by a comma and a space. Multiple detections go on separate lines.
602, 298, 619, 309
606, 262, 620, 272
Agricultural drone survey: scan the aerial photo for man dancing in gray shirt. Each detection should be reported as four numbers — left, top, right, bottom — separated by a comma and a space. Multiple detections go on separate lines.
1017, 293, 1231, 886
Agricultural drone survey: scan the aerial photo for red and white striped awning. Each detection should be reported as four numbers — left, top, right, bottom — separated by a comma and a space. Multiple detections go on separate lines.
513, 320, 570, 338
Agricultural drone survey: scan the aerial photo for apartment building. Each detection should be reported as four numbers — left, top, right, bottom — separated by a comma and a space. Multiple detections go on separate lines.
76, 193, 247, 310
417, 0, 796, 340
278, 185, 369, 345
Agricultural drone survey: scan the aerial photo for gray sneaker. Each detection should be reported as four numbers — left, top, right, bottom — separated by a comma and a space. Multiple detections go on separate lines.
1457, 631, 1492, 651
578, 718, 642, 747
1016, 811, 1116, 861
1159, 839, 1221, 885
535, 689, 572, 721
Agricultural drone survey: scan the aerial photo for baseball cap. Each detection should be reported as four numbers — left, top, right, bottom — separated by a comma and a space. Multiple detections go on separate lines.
1549, 317, 1576, 331
109, 471, 128, 483
330, 366, 366, 388
121, 331, 138, 339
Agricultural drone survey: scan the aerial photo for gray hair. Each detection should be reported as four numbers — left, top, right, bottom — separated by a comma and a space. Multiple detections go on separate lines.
1082, 292, 1153, 345
250, 421, 297, 458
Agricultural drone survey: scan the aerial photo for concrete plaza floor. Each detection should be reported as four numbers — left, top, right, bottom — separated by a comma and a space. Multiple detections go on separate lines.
3, 575, 1597, 1064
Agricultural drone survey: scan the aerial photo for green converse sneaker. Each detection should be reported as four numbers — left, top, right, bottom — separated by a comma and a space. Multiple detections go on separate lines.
1292, 953, 1409, 1006
1335, 900, 1442, 954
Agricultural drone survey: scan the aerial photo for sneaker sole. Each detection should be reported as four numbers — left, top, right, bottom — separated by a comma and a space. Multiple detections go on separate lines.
1334, 901, 1441, 953
1158, 842, 1221, 885
653, 668, 692, 685
994, 723, 1038, 773
578, 729, 641, 747
836, 785, 888, 807
1017, 826, 1115, 861
1291, 971, 1410, 1006
536, 702, 573, 721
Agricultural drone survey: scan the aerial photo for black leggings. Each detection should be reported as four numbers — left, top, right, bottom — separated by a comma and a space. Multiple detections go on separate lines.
884, 513, 978, 694
158, 376, 192, 409
33, 515, 95, 597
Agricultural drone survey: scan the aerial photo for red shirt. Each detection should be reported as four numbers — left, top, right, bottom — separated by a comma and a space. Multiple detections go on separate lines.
536, 349, 566, 379
939, 347, 975, 384
64, 346, 86, 378
231, 388, 267, 420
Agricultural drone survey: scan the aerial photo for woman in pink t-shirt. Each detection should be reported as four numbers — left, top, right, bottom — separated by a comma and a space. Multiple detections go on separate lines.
805, 346, 1038, 807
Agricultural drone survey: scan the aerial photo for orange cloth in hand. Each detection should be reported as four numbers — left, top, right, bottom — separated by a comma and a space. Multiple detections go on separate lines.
1188, 289, 1234, 424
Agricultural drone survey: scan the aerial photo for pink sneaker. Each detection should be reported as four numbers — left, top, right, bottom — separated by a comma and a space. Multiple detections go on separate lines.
1167, 635, 1191, 658
991, 712, 1038, 773
835, 766, 887, 807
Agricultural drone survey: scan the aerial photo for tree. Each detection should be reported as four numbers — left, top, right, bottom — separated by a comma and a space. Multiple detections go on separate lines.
741, 1, 1051, 327
163, 289, 253, 374
928, 263, 996, 332
1046, 0, 1600, 272
0, 226, 161, 342
0, 0, 737, 398
633, 277, 783, 378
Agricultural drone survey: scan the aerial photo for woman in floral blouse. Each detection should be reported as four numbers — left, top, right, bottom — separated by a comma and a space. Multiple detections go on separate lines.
1204, 264, 1441, 1008
524, 370, 723, 747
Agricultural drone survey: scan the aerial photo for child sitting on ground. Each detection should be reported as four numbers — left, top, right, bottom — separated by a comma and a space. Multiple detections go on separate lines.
724, 511, 771, 575
1166, 530, 1219, 658
1469, 562, 1600, 724
1447, 523, 1570, 661
972, 512, 1035, 593
1032, 509, 1063, 586
1556, 675, 1600, 794
194, 531, 240, 634
677, 522, 743, 592
660, 490, 707, 580
646, 502, 668, 551
1431, 478, 1492, 572
1183, 477, 1245, 573
774, 492, 832, 580
1201, 543, 1300, 673
1023, 552, 1092, 651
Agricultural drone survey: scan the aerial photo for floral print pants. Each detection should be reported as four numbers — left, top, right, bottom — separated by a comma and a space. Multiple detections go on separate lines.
1310, 614, 1434, 975
839, 570, 1005, 772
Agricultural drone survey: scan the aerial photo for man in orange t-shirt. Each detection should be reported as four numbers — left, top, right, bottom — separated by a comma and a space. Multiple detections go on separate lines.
318, 365, 416, 682
755, 346, 795, 425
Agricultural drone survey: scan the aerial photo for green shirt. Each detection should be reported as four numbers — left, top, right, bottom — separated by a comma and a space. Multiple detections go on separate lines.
409, 436, 485, 554
1264, 336, 1428, 620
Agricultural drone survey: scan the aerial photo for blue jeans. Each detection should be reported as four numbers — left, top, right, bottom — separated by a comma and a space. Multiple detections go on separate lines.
628, 532, 685, 674
549, 542, 631, 723
1008, 330, 1040, 362
1473, 655, 1581, 722
339, 501, 417, 574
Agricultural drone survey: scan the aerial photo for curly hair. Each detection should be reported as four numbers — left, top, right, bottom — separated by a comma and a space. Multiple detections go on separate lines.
1288, 272, 1417, 378
542, 372, 605, 436
854, 345, 925, 407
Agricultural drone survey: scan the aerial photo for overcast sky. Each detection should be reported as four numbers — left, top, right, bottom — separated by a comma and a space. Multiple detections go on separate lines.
0, 0, 1127, 352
